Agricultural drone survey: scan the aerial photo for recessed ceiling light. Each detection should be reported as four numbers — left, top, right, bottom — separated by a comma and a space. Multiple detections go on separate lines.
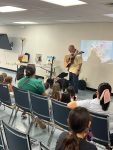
104, 14, 113, 18
57, 19, 81, 22
0, 6, 26, 12
14, 21, 37, 24
40, 0, 87, 6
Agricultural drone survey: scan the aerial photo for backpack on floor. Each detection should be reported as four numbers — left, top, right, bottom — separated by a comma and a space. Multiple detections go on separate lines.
78, 80, 86, 90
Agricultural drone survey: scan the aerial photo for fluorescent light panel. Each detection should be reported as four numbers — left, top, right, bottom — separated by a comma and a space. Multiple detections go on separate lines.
57, 19, 81, 22
41, 0, 87, 6
104, 14, 113, 18
14, 21, 37, 24
0, 6, 26, 12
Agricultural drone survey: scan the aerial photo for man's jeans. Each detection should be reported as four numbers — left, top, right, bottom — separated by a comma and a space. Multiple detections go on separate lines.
69, 72, 78, 93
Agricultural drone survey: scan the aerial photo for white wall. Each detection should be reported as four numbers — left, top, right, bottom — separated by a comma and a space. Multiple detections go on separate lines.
0, 23, 113, 89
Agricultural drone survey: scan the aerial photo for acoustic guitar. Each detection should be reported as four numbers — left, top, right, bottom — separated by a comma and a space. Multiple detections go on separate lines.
64, 51, 84, 69
64, 54, 75, 69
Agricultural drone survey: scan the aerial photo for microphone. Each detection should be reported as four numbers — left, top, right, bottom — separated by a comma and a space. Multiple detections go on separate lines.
77, 51, 84, 55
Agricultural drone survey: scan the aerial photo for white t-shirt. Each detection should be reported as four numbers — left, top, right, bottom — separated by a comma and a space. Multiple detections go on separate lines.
77, 98, 113, 133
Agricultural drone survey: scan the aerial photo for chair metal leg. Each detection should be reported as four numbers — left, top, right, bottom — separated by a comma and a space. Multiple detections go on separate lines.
47, 126, 55, 147
27, 121, 33, 135
0, 125, 7, 150
11, 107, 19, 126
47, 122, 50, 132
8, 106, 16, 124
27, 114, 34, 135
3, 105, 5, 110
28, 114, 30, 125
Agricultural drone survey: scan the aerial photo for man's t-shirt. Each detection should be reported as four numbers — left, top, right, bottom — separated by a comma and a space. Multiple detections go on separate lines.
18, 76, 45, 95
64, 54, 82, 74
55, 131, 97, 150
69, 55, 82, 74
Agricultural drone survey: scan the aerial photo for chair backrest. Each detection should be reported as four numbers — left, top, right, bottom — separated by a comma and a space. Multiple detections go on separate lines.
39, 142, 50, 150
51, 99, 70, 130
30, 92, 50, 121
31, 92, 48, 99
0, 122, 5, 150
0, 138, 3, 150
0, 84, 12, 106
90, 111, 110, 146
13, 86, 31, 113
51, 98, 67, 106
2, 121, 31, 150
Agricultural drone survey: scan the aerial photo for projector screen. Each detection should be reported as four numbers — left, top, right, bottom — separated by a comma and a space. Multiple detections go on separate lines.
0, 34, 12, 50
81, 40, 113, 63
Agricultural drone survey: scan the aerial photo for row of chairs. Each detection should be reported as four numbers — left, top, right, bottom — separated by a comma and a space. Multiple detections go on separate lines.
0, 84, 70, 146
12, 86, 70, 145
0, 84, 112, 149
0, 84, 16, 124
0, 120, 49, 150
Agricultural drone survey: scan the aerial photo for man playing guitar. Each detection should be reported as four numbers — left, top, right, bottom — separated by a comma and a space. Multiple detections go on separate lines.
64, 45, 82, 93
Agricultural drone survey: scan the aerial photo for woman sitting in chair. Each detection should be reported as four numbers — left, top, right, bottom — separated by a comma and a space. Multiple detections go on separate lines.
18, 64, 47, 128
60, 86, 76, 103
55, 107, 97, 150
67, 82, 113, 144
51, 82, 61, 101
4, 76, 13, 92
18, 64, 46, 96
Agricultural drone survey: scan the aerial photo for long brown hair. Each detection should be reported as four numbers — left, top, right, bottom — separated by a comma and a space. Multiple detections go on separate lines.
59, 107, 91, 150
51, 82, 61, 100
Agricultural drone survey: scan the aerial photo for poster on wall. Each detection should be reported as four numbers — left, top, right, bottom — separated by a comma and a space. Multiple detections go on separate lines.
35, 54, 42, 64
81, 40, 113, 63
46, 56, 55, 64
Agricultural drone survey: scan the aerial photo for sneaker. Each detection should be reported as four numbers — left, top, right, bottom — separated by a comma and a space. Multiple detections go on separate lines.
36, 118, 46, 129
21, 112, 27, 119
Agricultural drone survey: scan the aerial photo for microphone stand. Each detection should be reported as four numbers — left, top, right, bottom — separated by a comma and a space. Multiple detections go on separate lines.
50, 56, 55, 79
38, 56, 55, 79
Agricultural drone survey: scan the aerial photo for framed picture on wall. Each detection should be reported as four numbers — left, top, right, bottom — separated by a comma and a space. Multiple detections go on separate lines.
46, 56, 55, 64
18, 53, 30, 63
35, 54, 42, 64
